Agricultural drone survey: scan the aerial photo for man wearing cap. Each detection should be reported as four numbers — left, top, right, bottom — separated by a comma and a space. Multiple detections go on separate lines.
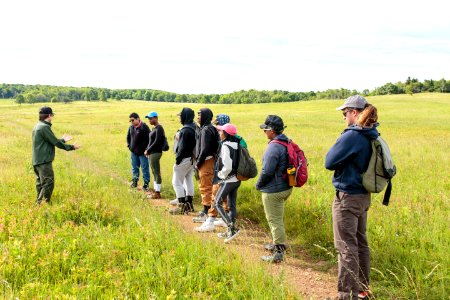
144, 111, 166, 199
325, 95, 379, 300
32, 106, 80, 204
256, 115, 292, 263
127, 112, 151, 191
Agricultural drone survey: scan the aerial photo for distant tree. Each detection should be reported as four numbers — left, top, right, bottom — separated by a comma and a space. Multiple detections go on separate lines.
15, 94, 25, 104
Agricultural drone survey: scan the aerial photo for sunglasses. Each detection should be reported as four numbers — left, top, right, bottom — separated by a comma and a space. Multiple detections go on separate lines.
342, 109, 353, 117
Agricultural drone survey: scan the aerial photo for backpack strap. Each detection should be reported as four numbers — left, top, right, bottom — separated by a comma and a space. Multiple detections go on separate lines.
383, 180, 392, 206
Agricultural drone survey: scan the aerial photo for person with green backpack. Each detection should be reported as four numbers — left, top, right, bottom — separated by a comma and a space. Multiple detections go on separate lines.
325, 95, 379, 300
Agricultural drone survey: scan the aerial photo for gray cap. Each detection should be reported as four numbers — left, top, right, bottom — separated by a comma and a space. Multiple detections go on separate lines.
336, 95, 368, 110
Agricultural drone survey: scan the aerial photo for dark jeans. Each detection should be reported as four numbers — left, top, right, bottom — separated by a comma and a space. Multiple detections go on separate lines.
332, 191, 371, 300
214, 181, 240, 226
34, 162, 54, 204
130, 152, 150, 184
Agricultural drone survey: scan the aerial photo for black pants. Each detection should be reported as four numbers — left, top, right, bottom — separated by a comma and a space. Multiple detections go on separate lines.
34, 162, 54, 204
214, 181, 240, 226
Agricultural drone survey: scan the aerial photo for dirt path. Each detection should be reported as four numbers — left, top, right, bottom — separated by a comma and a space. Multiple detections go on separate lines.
147, 197, 337, 300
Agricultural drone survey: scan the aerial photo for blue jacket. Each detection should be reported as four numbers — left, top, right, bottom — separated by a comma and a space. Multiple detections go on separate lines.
256, 134, 292, 193
325, 125, 379, 194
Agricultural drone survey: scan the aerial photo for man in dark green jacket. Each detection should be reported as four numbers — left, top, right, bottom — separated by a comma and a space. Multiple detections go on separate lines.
32, 106, 80, 204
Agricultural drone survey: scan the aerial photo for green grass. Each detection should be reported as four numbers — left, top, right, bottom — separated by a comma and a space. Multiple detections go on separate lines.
1, 94, 449, 299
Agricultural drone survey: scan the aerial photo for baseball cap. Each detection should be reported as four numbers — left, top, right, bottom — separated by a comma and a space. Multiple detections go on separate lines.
39, 106, 53, 115
145, 111, 158, 118
214, 114, 230, 126
336, 95, 368, 110
259, 115, 286, 133
216, 123, 237, 136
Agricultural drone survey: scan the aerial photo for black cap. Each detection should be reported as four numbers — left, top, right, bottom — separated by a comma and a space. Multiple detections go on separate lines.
259, 115, 286, 133
39, 106, 53, 115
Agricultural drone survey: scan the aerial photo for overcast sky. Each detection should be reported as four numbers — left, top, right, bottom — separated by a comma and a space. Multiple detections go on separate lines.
1, 0, 449, 94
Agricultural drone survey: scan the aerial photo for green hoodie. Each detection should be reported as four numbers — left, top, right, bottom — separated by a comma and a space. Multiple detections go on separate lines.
32, 121, 74, 166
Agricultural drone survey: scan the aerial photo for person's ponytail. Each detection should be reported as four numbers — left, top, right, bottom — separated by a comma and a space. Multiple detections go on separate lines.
356, 104, 378, 128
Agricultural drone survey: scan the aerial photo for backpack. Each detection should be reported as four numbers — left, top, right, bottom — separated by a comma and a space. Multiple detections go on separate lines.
270, 139, 308, 188
362, 136, 396, 206
162, 135, 169, 151
225, 143, 258, 181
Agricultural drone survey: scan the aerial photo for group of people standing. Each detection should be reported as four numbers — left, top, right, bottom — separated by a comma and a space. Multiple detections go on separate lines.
32, 95, 381, 300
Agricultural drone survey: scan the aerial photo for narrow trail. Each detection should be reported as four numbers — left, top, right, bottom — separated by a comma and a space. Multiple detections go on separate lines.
146, 196, 337, 300
66, 149, 337, 299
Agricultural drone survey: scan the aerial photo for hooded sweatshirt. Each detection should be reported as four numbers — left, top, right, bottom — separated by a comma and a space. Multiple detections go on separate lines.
175, 108, 197, 165
256, 134, 291, 193
325, 124, 379, 194
195, 108, 219, 168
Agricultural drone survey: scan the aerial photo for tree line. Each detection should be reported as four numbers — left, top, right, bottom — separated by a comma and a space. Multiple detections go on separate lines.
1, 77, 450, 104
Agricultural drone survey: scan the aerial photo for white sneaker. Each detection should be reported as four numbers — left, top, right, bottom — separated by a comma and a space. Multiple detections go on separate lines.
195, 221, 215, 232
214, 219, 227, 228
169, 198, 179, 206
192, 211, 207, 223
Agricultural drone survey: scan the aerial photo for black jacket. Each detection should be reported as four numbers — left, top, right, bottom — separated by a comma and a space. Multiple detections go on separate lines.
127, 122, 150, 155
176, 108, 197, 165
195, 108, 219, 168
146, 124, 165, 154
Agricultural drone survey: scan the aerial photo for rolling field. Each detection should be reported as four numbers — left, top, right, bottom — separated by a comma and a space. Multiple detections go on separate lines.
0, 93, 449, 299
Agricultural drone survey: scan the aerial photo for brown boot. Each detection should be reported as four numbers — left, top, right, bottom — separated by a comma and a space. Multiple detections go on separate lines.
147, 191, 161, 199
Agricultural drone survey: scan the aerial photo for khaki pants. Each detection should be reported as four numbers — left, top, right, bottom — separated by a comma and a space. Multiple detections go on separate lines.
262, 189, 292, 245
332, 191, 371, 300
198, 158, 215, 207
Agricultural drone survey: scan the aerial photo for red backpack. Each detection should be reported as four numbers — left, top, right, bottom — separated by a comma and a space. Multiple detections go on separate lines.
270, 139, 308, 188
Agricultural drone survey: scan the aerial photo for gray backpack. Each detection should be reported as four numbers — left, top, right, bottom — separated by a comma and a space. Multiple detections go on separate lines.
362, 136, 396, 205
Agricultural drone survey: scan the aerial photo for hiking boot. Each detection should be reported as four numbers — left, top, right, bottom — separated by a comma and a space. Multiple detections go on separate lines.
142, 183, 150, 192
264, 243, 275, 252
169, 198, 180, 206
185, 196, 195, 213
147, 191, 161, 199
214, 219, 227, 228
224, 227, 240, 243
260, 251, 284, 263
261, 244, 286, 263
169, 204, 191, 215
192, 211, 207, 223
130, 180, 138, 188
195, 219, 215, 232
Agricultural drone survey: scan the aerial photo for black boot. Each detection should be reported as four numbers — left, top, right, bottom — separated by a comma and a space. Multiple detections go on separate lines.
185, 196, 195, 213
169, 197, 186, 215
261, 244, 286, 263
130, 179, 138, 188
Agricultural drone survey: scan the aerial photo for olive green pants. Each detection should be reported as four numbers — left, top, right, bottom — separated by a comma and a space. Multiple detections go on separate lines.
262, 188, 292, 245
149, 152, 162, 184
33, 162, 54, 204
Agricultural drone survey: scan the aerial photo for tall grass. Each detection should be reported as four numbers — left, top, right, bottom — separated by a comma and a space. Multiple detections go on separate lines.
0, 102, 296, 299
1, 94, 449, 298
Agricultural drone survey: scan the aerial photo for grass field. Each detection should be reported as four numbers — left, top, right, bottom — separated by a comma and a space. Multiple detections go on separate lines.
1, 93, 449, 299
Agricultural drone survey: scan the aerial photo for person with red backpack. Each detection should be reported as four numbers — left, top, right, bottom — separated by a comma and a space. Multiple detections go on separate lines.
256, 115, 292, 263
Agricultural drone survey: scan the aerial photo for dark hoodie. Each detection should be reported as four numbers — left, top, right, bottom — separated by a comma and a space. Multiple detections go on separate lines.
325, 124, 379, 194
195, 108, 219, 168
256, 133, 291, 193
176, 108, 197, 165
